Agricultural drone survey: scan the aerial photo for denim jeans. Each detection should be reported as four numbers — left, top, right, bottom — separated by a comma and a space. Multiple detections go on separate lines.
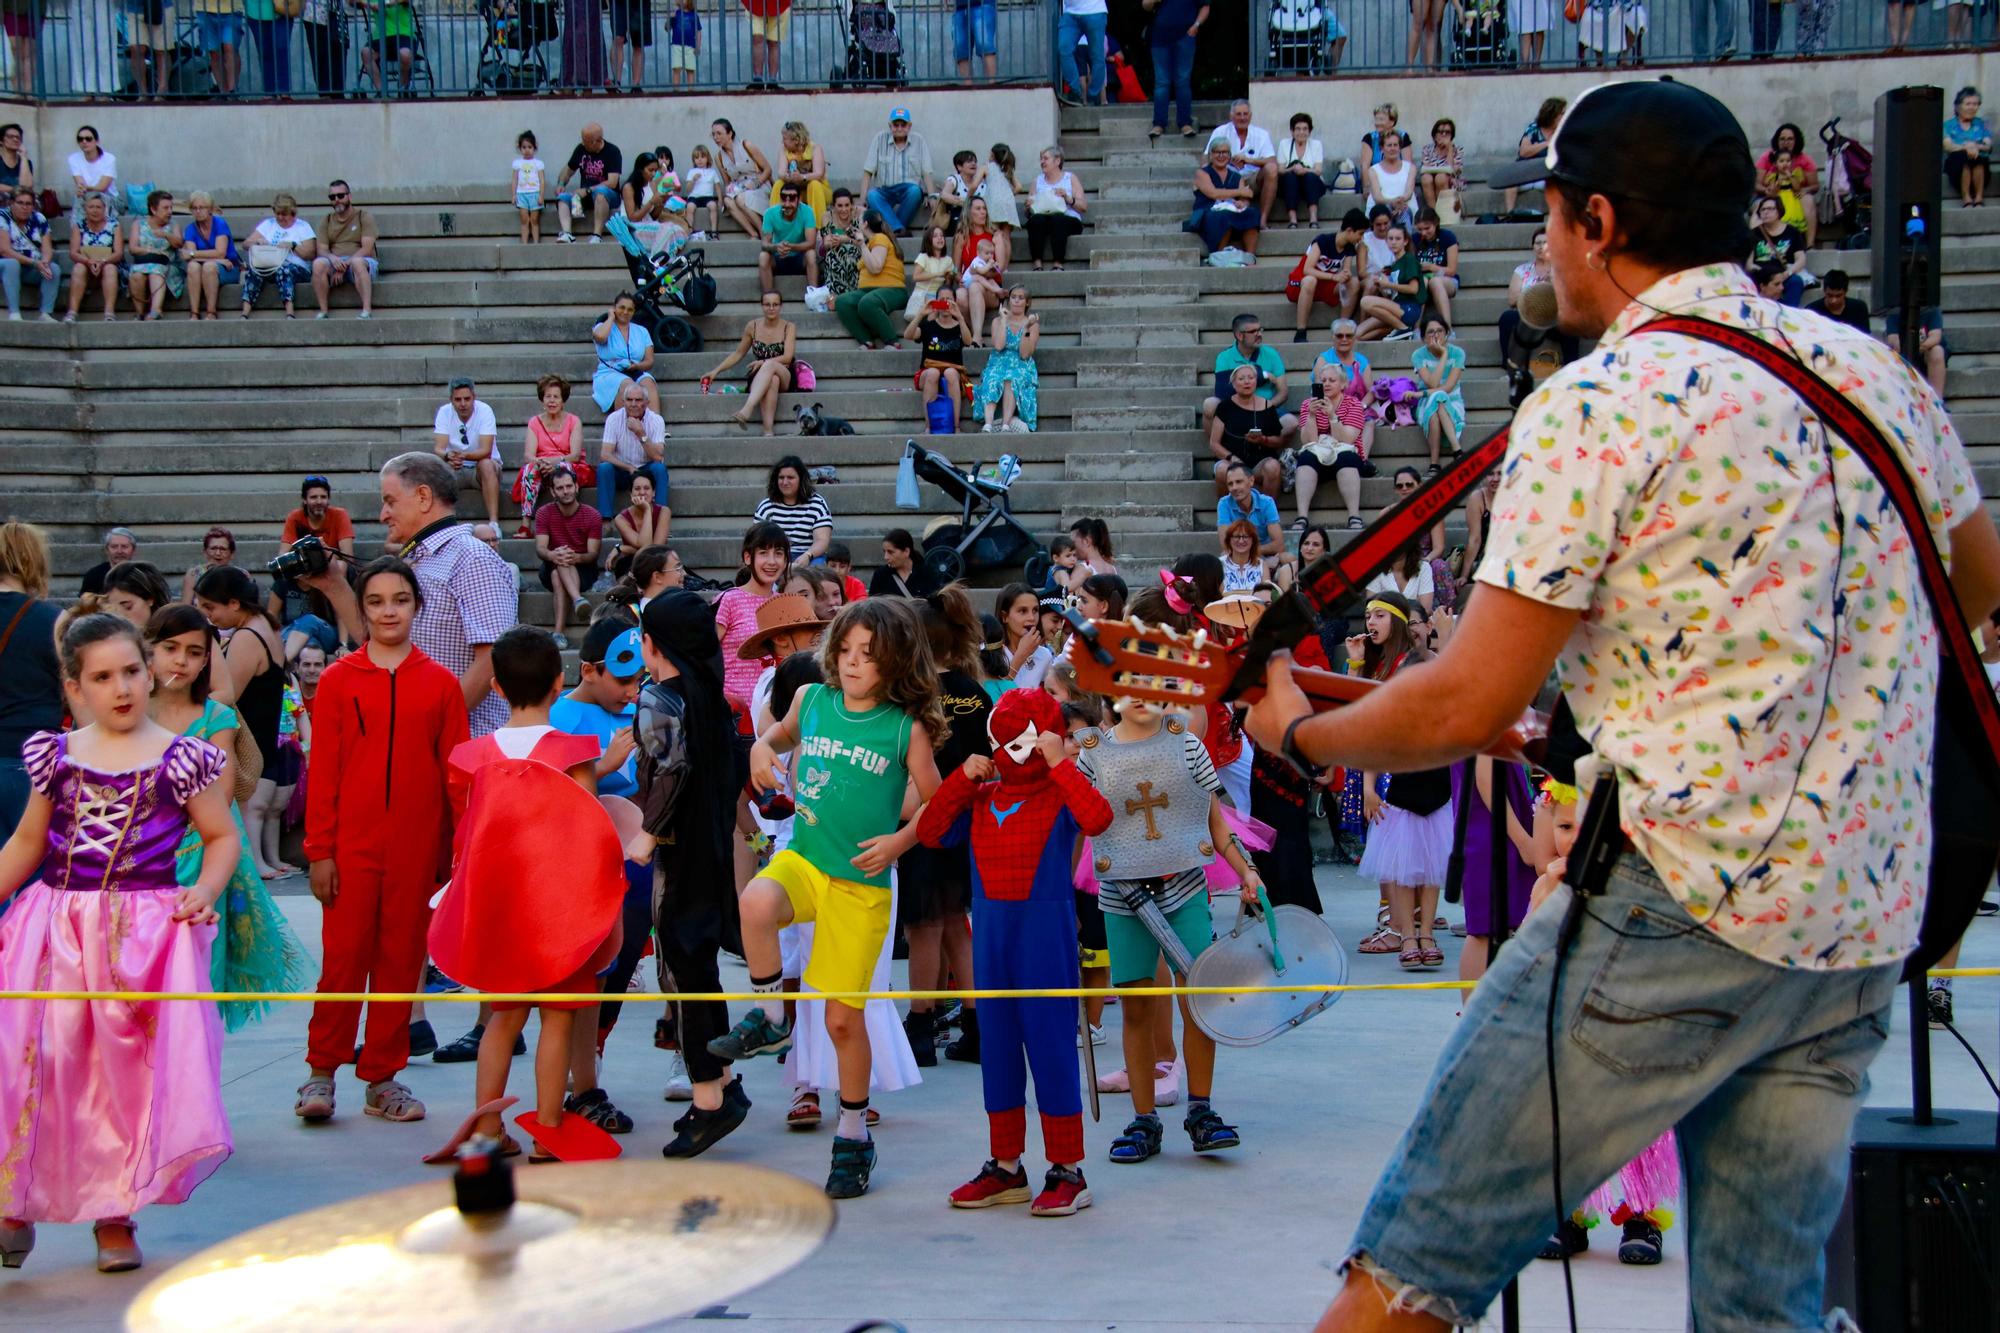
1149, 32, 1196, 130
1347, 854, 1897, 1328
597, 459, 669, 519
0, 256, 60, 316
1057, 9, 1107, 102
865, 182, 924, 232
1688, 0, 1736, 55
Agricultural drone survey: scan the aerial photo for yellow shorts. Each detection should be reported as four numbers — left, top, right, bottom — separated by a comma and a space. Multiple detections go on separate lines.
761, 850, 890, 1008
747, 9, 788, 39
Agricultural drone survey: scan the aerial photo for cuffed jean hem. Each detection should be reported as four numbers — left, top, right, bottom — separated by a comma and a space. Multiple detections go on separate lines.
1340, 1251, 1477, 1329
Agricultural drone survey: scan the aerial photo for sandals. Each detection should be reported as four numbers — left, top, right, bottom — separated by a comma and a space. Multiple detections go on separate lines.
788, 1090, 823, 1130
364, 1079, 426, 1122
1109, 1113, 1163, 1164
1184, 1104, 1242, 1153
294, 1076, 336, 1122
563, 1087, 633, 1134
1399, 939, 1426, 971
1417, 936, 1445, 969
1359, 927, 1403, 954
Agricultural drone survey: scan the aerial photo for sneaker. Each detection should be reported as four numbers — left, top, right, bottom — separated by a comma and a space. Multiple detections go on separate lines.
587, 235, 601, 244
1292, 329, 1308, 343
1928, 981, 1954, 1030
572, 595, 590, 619
825, 1135, 877, 1199
674, 1073, 752, 1134
1183, 1102, 1240, 1153
982, 421, 999, 433
1077, 1023, 1106, 1048
660, 1094, 749, 1158
407, 1019, 438, 1058
552, 632, 571, 650
949, 1159, 1031, 1209
422, 962, 465, 993
706, 1006, 793, 1061
1537, 1217, 1589, 1260
1031, 1164, 1093, 1217
662, 1050, 694, 1102
1618, 1216, 1664, 1265
558, 232, 575, 243
363, 1078, 426, 1122
1386, 328, 1416, 341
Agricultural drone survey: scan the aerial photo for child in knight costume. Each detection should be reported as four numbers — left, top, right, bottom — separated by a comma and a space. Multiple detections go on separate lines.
1074, 694, 1263, 1164
917, 688, 1113, 1217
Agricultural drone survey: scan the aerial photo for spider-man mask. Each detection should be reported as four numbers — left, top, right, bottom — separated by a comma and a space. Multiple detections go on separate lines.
987, 688, 1065, 787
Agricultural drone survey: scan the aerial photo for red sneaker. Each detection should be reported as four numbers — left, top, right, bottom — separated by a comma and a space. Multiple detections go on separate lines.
1030, 1165, 1093, 1217
948, 1160, 1031, 1209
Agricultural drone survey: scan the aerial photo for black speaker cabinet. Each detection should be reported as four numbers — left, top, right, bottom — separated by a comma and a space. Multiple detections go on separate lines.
1824, 1107, 1998, 1331
1872, 86, 1945, 314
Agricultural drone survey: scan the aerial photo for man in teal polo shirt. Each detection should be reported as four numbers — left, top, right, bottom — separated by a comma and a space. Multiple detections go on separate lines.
758, 183, 819, 290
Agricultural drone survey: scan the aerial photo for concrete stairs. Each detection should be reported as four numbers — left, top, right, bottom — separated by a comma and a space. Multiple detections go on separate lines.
2, 93, 1995, 622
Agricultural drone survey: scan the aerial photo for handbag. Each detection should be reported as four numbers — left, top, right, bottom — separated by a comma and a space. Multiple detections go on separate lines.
895, 441, 922, 509
248, 243, 287, 273
793, 359, 816, 392
123, 181, 155, 217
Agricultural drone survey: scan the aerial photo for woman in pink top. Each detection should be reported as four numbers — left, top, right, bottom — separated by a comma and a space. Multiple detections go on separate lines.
516, 373, 585, 536
1755, 123, 1819, 246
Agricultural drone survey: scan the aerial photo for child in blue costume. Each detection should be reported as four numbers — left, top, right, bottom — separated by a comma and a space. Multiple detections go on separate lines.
918, 687, 1112, 1218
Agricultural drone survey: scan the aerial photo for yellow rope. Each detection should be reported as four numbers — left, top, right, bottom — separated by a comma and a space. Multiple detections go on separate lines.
0, 968, 1991, 1005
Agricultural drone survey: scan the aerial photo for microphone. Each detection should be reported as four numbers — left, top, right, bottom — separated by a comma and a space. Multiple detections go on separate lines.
1505, 282, 1563, 406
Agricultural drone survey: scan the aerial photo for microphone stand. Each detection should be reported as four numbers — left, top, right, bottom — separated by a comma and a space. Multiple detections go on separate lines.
1486, 763, 1522, 1333
1898, 223, 1933, 1127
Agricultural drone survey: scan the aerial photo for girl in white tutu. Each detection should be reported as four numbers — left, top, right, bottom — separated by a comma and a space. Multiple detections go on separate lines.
1351, 592, 1455, 972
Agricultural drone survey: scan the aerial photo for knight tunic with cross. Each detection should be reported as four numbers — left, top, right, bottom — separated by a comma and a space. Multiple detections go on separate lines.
916, 689, 1113, 1167
1075, 718, 1223, 918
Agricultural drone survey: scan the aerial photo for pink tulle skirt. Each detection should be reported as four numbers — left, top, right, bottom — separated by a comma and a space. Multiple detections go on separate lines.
1586, 1130, 1681, 1219
0, 884, 232, 1224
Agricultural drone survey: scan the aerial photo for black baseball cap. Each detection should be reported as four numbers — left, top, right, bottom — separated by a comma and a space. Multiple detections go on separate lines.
1487, 80, 1754, 215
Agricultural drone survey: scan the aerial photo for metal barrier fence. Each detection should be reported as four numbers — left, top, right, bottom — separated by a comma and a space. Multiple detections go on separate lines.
1253, 0, 1991, 75
3, 0, 1051, 100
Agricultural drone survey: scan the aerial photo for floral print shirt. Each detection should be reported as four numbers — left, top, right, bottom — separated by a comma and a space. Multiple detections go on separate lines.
1476, 264, 1976, 969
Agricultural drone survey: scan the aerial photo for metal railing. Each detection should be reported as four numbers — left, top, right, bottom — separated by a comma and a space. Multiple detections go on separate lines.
1252, 0, 1992, 76
3, 0, 1050, 100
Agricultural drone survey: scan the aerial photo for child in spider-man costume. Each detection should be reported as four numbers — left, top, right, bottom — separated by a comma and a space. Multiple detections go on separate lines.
916, 688, 1112, 1218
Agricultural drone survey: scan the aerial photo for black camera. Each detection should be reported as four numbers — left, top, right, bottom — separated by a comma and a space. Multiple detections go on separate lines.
268, 534, 334, 582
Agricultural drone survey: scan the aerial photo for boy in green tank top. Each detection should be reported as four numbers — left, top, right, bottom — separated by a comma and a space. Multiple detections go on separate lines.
709, 599, 944, 1199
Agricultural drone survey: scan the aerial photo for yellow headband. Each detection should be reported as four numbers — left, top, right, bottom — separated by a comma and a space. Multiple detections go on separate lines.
1540, 777, 1580, 807
1365, 598, 1409, 624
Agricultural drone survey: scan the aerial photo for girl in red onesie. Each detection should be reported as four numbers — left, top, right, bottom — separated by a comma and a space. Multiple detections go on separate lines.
296, 557, 469, 1126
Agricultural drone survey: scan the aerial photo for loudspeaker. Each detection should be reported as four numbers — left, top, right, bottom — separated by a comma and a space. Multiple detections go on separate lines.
1823, 1107, 1998, 1331
1872, 86, 1945, 314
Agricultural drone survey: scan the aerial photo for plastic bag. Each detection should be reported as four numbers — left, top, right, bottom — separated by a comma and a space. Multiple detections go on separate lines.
803, 283, 832, 314
895, 443, 922, 509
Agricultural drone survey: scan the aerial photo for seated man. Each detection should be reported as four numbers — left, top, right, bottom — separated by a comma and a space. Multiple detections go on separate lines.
1287, 208, 1365, 341
0, 189, 61, 320
555, 122, 624, 244
598, 380, 670, 520
1208, 98, 1279, 224
534, 466, 603, 649
433, 375, 503, 528
1882, 305, 1947, 399
312, 179, 378, 318
759, 184, 819, 290
1807, 268, 1870, 334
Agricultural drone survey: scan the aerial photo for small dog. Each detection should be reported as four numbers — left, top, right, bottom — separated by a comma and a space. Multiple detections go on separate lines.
796, 402, 855, 437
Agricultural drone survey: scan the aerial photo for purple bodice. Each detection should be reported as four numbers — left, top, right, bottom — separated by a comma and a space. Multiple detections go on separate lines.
21, 731, 227, 894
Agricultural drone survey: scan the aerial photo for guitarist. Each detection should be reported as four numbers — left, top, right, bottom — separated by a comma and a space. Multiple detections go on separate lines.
1241, 81, 2000, 1333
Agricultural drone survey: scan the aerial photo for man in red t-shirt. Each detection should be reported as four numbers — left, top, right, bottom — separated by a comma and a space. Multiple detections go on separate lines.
282, 475, 359, 555
534, 466, 604, 648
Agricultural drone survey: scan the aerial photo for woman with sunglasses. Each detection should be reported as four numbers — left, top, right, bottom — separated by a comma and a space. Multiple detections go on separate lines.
1390, 465, 1457, 611
65, 126, 115, 227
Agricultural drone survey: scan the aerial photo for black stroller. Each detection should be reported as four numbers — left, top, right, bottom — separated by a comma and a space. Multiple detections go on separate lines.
898, 439, 1048, 586
476, 0, 555, 94
1449, 0, 1513, 68
832, 0, 905, 87
609, 216, 716, 353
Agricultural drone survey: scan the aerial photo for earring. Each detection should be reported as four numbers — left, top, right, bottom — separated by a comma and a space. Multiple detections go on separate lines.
1587, 251, 1605, 271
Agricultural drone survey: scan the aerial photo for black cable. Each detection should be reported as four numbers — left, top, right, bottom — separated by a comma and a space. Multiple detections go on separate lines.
1546, 890, 1588, 1333
1936, 1014, 2000, 1100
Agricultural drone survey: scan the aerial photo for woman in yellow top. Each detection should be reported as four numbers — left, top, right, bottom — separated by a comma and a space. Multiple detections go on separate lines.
833, 211, 907, 348
769, 120, 832, 224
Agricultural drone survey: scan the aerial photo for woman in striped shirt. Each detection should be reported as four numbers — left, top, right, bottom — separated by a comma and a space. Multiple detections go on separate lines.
752, 455, 833, 562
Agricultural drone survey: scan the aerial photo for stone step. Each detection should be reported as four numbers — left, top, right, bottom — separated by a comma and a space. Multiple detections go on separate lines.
1066, 452, 1192, 481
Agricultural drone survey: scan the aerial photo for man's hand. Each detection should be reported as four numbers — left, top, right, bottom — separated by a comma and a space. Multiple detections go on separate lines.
297, 552, 350, 599
309, 858, 339, 906
1243, 651, 1314, 755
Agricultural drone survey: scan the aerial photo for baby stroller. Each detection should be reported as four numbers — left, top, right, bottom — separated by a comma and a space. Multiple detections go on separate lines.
1819, 116, 1872, 239
832, 0, 905, 87
1449, 0, 1512, 68
1267, 0, 1326, 75
607, 213, 715, 353
897, 439, 1048, 586
476, 0, 555, 94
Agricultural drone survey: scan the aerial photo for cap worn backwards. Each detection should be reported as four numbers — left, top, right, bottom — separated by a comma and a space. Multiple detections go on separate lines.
1486, 80, 1754, 216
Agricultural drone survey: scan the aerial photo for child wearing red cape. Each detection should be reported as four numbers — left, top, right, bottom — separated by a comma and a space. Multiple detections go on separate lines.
429, 626, 627, 1160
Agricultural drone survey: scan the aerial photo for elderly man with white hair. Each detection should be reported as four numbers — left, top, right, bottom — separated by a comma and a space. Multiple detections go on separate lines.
1208, 98, 1279, 225
597, 378, 670, 522
79, 526, 137, 595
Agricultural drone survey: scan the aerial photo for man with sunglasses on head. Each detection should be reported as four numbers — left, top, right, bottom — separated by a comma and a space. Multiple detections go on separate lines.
433, 377, 501, 529
312, 179, 378, 320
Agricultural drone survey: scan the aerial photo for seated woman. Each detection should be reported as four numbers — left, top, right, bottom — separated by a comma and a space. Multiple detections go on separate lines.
591, 291, 659, 415
1411, 315, 1465, 473
1363, 134, 1417, 231
833, 210, 908, 349
517, 372, 585, 535
1756, 122, 1821, 243
973, 284, 1040, 434
1023, 148, 1087, 271
1945, 88, 1991, 209
65, 191, 123, 322
124, 187, 184, 321
1747, 196, 1808, 307
1208, 362, 1294, 496
752, 455, 833, 562
619, 152, 666, 250
611, 472, 671, 574
1189, 138, 1262, 258
1353, 221, 1421, 341
181, 190, 237, 322
906, 225, 956, 320
239, 192, 317, 319
953, 197, 1006, 337
1220, 519, 1268, 593
1296, 360, 1367, 531
905, 297, 969, 434
1277, 113, 1326, 228
1418, 117, 1464, 210
769, 120, 832, 222
1496, 227, 1580, 377
1366, 542, 1436, 616
707, 289, 796, 436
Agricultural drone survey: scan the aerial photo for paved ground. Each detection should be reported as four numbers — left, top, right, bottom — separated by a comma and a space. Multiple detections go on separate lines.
3, 862, 1995, 1332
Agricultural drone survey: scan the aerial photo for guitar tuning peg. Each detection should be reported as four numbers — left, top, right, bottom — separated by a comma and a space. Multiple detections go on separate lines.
1191, 629, 1209, 652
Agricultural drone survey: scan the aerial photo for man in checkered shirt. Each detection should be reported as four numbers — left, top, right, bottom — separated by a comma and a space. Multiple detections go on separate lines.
305, 452, 519, 736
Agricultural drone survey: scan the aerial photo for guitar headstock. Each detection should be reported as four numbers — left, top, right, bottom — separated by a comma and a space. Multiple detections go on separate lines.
1063, 613, 1236, 708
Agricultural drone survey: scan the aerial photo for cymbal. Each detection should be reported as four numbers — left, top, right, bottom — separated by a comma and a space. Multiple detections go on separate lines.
126, 1161, 835, 1333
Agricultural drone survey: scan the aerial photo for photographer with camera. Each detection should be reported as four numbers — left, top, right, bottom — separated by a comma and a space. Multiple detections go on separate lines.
268, 476, 356, 655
